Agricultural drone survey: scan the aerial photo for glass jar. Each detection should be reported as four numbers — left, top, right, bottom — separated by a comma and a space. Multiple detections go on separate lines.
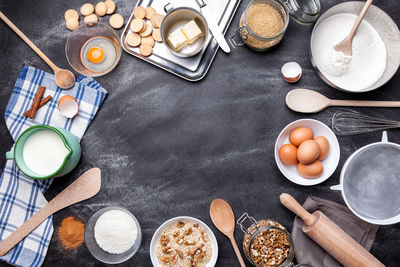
237, 213, 312, 267
229, 0, 320, 51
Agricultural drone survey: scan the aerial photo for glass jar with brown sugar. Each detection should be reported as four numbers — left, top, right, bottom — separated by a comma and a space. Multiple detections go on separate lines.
237, 213, 312, 267
229, 0, 320, 51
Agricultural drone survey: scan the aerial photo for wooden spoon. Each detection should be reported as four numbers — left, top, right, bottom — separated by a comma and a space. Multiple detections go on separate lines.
286, 88, 400, 113
0, 11, 75, 89
210, 199, 246, 267
0, 168, 101, 256
334, 0, 373, 56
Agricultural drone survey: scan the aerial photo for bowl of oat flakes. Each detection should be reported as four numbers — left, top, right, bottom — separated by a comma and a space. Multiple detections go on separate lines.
150, 216, 218, 267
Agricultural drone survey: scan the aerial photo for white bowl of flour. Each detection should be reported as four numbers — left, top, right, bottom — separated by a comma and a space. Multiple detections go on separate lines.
310, 2, 400, 93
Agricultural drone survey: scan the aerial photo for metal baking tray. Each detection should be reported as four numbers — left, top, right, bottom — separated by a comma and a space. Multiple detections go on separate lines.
121, 0, 241, 81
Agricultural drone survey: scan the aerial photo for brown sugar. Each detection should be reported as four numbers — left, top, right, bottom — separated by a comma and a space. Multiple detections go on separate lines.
240, 3, 285, 50
58, 216, 85, 249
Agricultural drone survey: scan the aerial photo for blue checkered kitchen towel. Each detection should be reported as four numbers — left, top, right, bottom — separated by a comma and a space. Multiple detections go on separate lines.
0, 65, 107, 266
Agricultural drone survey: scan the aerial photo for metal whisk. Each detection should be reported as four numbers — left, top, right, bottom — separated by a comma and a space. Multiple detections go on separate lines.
331, 111, 400, 135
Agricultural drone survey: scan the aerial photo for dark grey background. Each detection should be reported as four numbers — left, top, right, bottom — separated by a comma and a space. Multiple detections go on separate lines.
0, 0, 399, 266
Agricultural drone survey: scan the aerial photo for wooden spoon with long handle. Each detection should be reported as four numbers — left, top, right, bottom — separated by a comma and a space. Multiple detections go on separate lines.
286, 88, 400, 113
210, 199, 246, 267
0, 11, 75, 89
334, 0, 373, 56
0, 168, 101, 256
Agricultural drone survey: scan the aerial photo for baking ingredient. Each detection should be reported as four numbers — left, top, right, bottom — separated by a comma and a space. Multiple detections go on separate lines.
23, 95, 52, 117
156, 220, 212, 267
297, 140, 320, 164
168, 28, 188, 51
95, 2, 107, 17
134, 6, 146, 19
139, 44, 152, 56
139, 23, 152, 37
94, 209, 138, 254
81, 37, 116, 72
58, 217, 85, 249
65, 9, 79, 21
109, 13, 124, 29
145, 6, 156, 19
312, 13, 386, 91
239, 2, 285, 50
130, 18, 145, 33
152, 28, 162, 42
289, 127, 314, 147
297, 160, 324, 178
87, 47, 105, 64
84, 14, 98, 23
281, 62, 302, 83
150, 14, 164, 28
105, 0, 116, 15
23, 129, 70, 176
279, 144, 298, 166
250, 228, 290, 266
66, 18, 80, 31
314, 136, 329, 160
80, 3, 95, 16
25, 86, 45, 119
182, 20, 202, 44
127, 32, 141, 47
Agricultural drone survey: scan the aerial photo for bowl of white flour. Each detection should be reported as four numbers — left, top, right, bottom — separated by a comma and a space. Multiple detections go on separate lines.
310, 1, 400, 93
85, 206, 142, 264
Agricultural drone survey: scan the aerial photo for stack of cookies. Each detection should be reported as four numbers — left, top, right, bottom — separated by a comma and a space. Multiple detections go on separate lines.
64, 0, 124, 31
126, 6, 164, 57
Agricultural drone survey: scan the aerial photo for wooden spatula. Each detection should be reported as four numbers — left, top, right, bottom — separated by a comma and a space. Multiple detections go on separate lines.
0, 168, 101, 256
210, 199, 246, 267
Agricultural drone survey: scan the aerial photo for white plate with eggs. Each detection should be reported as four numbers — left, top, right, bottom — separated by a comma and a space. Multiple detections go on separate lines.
275, 119, 340, 186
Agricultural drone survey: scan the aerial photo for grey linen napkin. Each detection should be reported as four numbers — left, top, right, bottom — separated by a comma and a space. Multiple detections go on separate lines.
292, 196, 379, 267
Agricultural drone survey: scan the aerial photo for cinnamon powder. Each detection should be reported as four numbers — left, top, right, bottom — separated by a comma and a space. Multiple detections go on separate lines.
58, 216, 85, 249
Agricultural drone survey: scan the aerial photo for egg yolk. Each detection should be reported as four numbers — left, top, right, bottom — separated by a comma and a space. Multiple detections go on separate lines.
87, 47, 105, 64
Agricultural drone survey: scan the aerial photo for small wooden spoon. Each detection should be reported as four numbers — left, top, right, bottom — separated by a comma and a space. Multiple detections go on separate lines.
0, 168, 101, 256
334, 0, 373, 56
0, 11, 75, 89
286, 88, 400, 113
210, 199, 246, 267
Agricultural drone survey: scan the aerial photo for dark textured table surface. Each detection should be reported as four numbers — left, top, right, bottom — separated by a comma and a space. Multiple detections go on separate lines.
1, 0, 400, 266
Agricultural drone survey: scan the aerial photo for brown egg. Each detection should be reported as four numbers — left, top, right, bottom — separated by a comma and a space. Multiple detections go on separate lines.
297, 161, 323, 179
289, 127, 314, 147
297, 140, 320, 164
315, 136, 330, 160
279, 144, 298, 166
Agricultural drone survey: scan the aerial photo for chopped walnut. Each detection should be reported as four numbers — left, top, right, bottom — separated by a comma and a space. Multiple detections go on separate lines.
184, 240, 196, 245
160, 235, 169, 246
177, 221, 185, 228
193, 223, 198, 228
162, 246, 172, 254
175, 249, 183, 258
183, 228, 193, 236
170, 253, 177, 264
197, 249, 206, 262
160, 256, 169, 263
173, 231, 180, 238
200, 230, 206, 242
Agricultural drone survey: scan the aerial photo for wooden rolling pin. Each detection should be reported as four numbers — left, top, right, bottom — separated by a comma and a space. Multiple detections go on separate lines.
280, 193, 384, 267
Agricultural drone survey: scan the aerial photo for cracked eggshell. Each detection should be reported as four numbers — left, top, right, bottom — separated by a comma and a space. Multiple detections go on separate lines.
58, 95, 79, 118
281, 62, 302, 83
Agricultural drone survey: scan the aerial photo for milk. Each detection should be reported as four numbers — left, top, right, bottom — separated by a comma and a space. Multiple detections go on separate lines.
23, 129, 70, 176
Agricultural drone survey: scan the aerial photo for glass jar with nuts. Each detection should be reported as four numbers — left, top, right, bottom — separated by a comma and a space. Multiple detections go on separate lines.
237, 213, 312, 267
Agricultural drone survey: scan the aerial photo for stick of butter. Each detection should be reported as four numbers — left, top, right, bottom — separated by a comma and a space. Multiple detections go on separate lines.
168, 28, 188, 51
182, 20, 202, 44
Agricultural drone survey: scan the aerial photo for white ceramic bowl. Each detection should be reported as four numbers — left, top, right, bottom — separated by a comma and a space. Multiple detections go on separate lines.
150, 216, 218, 266
274, 119, 340, 186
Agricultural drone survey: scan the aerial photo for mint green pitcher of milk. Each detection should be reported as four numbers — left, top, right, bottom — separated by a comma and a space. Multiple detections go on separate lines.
5, 125, 81, 179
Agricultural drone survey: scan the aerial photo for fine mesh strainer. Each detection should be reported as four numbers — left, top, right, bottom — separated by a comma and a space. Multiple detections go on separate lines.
331, 131, 400, 225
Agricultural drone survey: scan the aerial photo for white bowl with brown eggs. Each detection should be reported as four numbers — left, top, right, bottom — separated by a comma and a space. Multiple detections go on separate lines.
274, 119, 340, 186
150, 216, 218, 267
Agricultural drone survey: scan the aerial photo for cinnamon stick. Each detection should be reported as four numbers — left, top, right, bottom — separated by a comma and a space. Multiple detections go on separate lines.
27, 86, 45, 119
23, 95, 52, 117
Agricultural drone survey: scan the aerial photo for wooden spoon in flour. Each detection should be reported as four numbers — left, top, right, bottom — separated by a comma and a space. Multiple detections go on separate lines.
0, 168, 101, 256
334, 0, 373, 56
